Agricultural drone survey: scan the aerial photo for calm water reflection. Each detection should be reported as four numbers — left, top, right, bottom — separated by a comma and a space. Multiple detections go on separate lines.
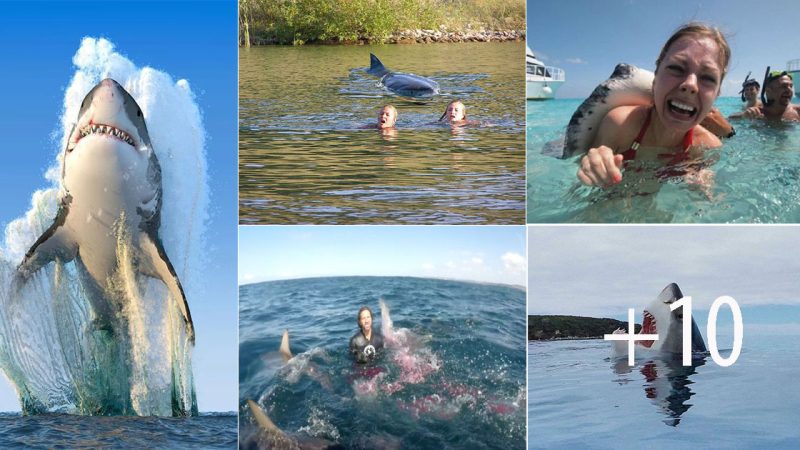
240, 42, 524, 224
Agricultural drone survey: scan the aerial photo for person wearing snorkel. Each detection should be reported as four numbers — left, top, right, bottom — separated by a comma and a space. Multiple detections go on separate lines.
741, 69, 800, 121
739, 74, 762, 110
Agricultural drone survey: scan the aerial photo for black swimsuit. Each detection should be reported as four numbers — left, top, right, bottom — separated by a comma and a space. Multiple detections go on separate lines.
349, 331, 384, 364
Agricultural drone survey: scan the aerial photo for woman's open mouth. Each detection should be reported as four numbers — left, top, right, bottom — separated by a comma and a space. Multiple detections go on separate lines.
667, 100, 698, 119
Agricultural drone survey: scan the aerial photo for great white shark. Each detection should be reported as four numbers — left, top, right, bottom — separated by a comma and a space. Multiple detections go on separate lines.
559, 64, 735, 159
13, 78, 195, 343
611, 283, 707, 360
367, 53, 440, 99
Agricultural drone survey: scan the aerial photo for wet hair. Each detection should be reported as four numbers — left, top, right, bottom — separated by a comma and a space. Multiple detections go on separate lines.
439, 100, 467, 122
357, 306, 373, 330
381, 104, 397, 114
655, 22, 731, 82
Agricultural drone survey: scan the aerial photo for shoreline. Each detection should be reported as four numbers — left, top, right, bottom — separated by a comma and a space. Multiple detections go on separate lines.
244, 28, 525, 46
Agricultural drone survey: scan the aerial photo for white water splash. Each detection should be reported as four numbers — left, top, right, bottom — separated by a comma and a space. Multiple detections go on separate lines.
0, 37, 207, 415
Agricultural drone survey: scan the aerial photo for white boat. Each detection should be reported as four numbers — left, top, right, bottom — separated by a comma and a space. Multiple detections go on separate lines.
787, 59, 800, 99
526, 46, 565, 100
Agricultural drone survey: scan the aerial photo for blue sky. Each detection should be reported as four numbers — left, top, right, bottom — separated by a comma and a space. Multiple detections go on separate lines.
0, 1, 237, 412
528, 226, 800, 332
527, 0, 800, 98
239, 226, 528, 287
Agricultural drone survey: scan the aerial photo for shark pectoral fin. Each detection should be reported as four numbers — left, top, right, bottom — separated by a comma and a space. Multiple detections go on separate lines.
139, 232, 195, 344
14, 203, 77, 291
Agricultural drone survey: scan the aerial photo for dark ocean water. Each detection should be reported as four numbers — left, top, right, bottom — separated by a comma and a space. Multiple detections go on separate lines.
0, 412, 237, 448
239, 276, 526, 449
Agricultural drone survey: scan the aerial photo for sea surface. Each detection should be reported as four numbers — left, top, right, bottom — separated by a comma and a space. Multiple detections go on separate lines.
240, 42, 525, 224
527, 96, 800, 222
240, 276, 526, 449
528, 326, 800, 449
0, 412, 237, 448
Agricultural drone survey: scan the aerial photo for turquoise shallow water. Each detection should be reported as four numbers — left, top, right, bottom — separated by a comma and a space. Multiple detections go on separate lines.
239, 276, 526, 449
527, 97, 800, 223
528, 319, 800, 449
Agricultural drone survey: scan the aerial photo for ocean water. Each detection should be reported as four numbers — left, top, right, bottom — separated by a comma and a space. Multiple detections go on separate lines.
240, 276, 526, 449
240, 43, 525, 224
528, 327, 800, 448
0, 412, 236, 449
527, 97, 800, 222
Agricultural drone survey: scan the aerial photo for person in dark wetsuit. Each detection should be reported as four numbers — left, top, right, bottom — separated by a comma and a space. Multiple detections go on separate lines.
349, 306, 384, 364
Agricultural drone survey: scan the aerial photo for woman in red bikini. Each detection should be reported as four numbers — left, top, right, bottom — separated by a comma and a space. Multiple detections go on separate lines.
577, 23, 730, 188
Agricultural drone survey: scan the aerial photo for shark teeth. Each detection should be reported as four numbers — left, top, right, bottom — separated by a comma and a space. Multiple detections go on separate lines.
79, 123, 135, 146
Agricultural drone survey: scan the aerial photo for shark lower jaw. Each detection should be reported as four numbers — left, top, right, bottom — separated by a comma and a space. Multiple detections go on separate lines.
640, 310, 657, 348
78, 123, 136, 147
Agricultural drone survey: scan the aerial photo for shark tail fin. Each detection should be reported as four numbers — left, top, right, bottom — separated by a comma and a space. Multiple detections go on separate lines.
280, 329, 293, 361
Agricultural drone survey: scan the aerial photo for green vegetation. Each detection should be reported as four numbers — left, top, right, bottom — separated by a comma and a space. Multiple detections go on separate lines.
529, 315, 642, 341
239, 0, 525, 45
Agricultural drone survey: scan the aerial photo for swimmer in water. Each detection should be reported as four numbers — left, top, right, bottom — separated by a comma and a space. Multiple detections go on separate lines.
439, 100, 480, 126
349, 306, 384, 364
740, 69, 800, 122
728, 74, 762, 119
377, 104, 397, 129
577, 22, 730, 188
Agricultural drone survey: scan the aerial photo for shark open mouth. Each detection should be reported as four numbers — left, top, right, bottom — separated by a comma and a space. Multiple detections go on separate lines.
640, 310, 657, 348
79, 123, 135, 146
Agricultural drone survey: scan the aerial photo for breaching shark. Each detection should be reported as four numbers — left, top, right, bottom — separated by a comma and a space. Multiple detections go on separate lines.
559, 64, 735, 159
367, 53, 440, 99
611, 283, 707, 360
13, 78, 195, 343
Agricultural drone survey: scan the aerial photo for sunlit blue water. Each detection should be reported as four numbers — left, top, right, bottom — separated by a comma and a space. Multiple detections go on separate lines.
528, 323, 800, 448
527, 97, 800, 222
0, 412, 236, 448
240, 276, 526, 449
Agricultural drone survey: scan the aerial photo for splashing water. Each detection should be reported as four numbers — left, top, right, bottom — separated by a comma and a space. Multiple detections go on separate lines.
0, 37, 207, 416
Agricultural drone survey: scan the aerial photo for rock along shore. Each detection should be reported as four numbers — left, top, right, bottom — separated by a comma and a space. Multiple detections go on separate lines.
248, 27, 525, 45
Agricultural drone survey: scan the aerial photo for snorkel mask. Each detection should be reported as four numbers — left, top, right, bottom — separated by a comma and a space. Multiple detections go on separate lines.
739, 71, 760, 102
761, 67, 794, 105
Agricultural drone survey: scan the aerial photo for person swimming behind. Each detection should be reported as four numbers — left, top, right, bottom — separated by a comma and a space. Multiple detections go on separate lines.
739, 69, 800, 122
438, 99, 483, 127
349, 306, 384, 364
577, 22, 730, 188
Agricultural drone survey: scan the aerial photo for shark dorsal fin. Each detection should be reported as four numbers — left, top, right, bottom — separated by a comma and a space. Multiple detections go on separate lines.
368, 53, 389, 77
280, 329, 293, 362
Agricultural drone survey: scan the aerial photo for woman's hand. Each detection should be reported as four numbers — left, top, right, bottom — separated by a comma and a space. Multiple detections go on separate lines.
577, 145, 624, 187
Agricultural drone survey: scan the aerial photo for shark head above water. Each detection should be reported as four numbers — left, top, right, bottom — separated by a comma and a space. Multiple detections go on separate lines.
15, 78, 195, 344
612, 283, 707, 360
